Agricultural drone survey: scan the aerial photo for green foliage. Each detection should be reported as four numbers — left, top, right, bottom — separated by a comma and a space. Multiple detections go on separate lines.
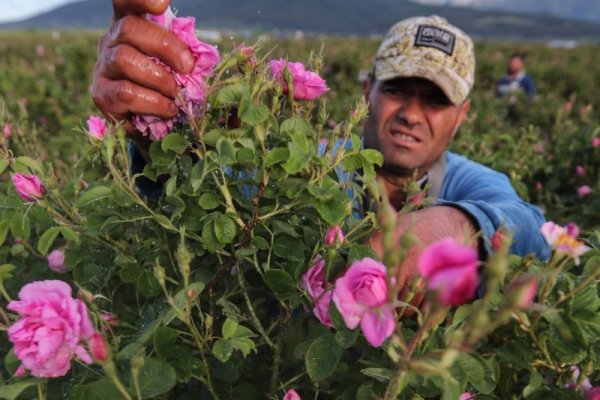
0, 32, 598, 400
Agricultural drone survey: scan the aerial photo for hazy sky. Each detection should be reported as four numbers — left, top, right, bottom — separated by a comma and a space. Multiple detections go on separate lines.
0, 0, 81, 23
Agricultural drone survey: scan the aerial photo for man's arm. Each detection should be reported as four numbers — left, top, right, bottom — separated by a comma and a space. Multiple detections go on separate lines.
90, 0, 194, 162
368, 206, 478, 290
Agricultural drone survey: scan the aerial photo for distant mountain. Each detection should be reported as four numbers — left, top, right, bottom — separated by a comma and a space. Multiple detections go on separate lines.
409, 0, 600, 25
1, 0, 599, 40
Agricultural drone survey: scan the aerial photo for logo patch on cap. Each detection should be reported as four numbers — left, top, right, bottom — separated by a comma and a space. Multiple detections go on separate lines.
414, 25, 455, 55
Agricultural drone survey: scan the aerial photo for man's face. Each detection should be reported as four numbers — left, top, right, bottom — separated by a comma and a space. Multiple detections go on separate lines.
362, 77, 470, 178
507, 56, 523, 75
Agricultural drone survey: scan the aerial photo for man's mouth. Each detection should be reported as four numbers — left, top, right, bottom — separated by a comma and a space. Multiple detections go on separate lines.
390, 130, 419, 143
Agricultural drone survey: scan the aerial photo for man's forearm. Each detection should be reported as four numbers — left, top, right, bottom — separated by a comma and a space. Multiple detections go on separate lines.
369, 205, 479, 289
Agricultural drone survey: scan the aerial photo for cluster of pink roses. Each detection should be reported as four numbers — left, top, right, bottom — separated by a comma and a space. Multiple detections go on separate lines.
133, 8, 220, 141
7, 280, 107, 377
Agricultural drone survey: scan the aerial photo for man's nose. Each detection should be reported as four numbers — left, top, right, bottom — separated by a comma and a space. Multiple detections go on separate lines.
395, 97, 424, 128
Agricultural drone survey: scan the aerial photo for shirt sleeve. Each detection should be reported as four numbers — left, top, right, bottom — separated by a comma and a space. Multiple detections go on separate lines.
436, 153, 550, 261
128, 140, 164, 200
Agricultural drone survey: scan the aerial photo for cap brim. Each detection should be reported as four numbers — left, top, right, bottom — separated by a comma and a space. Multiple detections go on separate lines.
375, 56, 469, 105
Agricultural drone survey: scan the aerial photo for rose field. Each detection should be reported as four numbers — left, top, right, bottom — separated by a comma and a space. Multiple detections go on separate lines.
0, 25, 599, 400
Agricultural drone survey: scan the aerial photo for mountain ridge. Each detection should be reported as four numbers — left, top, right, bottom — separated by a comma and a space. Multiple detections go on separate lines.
1, 0, 599, 40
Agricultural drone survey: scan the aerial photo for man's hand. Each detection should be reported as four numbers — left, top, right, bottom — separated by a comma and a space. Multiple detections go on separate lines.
90, 0, 195, 159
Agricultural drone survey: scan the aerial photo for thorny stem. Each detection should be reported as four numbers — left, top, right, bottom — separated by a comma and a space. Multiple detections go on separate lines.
235, 264, 274, 348
269, 311, 290, 397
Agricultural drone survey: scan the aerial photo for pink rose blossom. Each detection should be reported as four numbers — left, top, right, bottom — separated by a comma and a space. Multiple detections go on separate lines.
7, 280, 95, 377
417, 238, 479, 307
86, 115, 108, 140
507, 275, 538, 309
2, 122, 11, 138
35, 44, 45, 57
491, 230, 508, 251
300, 257, 333, 328
587, 387, 600, 400
577, 185, 592, 197
565, 366, 592, 392
535, 182, 543, 191
283, 389, 301, 400
89, 333, 108, 363
541, 222, 590, 265
325, 225, 345, 246
269, 59, 329, 100
576, 166, 586, 177
533, 143, 544, 154
134, 8, 220, 141
459, 393, 474, 400
12, 173, 45, 202
333, 258, 394, 347
47, 249, 66, 274
592, 137, 600, 148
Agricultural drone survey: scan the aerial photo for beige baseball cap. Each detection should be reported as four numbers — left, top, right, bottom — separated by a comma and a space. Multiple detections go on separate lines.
374, 15, 475, 104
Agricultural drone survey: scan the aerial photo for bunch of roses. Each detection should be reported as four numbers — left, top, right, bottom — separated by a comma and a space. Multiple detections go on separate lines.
133, 7, 220, 141
7, 280, 104, 377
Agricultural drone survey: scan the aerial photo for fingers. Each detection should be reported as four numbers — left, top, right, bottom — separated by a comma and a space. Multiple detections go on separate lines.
102, 43, 178, 98
91, 76, 178, 124
109, 14, 194, 74
112, 0, 170, 20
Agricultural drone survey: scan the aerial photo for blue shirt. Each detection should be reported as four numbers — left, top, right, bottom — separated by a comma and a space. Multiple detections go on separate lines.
496, 71, 535, 98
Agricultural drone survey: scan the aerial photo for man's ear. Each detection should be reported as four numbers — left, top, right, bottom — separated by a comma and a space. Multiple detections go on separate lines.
452, 99, 471, 138
363, 78, 373, 104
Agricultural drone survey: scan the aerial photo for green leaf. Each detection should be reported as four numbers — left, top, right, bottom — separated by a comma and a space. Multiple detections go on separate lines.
0, 159, 9, 175
14, 156, 43, 174
305, 333, 343, 381
71, 379, 123, 400
0, 264, 16, 281
10, 214, 30, 239
217, 139, 236, 165
360, 149, 384, 166
239, 104, 269, 125
457, 353, 498, 394
37, 227, 61, 255
314, 190, 349, 225
361, 368, 392, 382
215, 214, 237, 245
153, 326, 178, 359
136, 358, 177, 399
161, 133, 188, 154
190, 159, 207, 191
215, 81, 249, 105
198, 193, 221, 210
263, 269, 297, 300
222, 318, 239, 339
525, 388, 583, 400
0, 381, 38, 400
263, 148, 290, 168
0, 220, 11, 246
60, 226, 79, 243
280, 118, 313, 137
213, 339, 234, 362
348, 245, 380, 263
165, 195, 186, 219
76, 186, 112, 208
136, 270, 162, 297
272, 234, 305, 260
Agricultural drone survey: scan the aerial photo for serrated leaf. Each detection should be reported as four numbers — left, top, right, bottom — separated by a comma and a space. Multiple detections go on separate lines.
60, 226, 79, 243
360, 149, 384, 166
0, 264, 16, 281
136, 358, 177, 399
37, 227, 61, 255
0, 381, 42, 400
153, 327, 178, 360
215, 214, 236, 245
215, 81, 249, 105
305, 334, 342, 382
14, 156, 43, 174
10, 214, 30, 239
76, 186, 112, 208
280, 118, 313, 137
239, 104, 269, 125
0, 220, 11, 246
222, 319, 239, 339
71, 378, 122, 400
213, 339, 234, 363
198, 193, 221, 210
0, 159, 9, 175
161, 133, 187, 154
263, 269, 297, 300
263, 148, 290, 168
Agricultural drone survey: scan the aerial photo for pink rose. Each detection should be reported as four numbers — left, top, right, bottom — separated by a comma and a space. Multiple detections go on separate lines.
592, 137, 600, 148
47, 249, 66, 274
587, 387, 600, 400
283, 389, 301, 400
12, 173, 45, 202
491, 230, 508, 251
86, 115, 108, 140
333, 258, 394, 347
535, 182, 543, 191
541, 221, 590, 265
506, 274, 538, 309
89, 333, 108, 363
35, 44, 45, 57
533, 143, 544, 154
325, 225, 345, 246
2, 122, 11, 138
7, 280, 95, 377
135, 8, 219, 141
417, 238, 479, 307
577, 185, 592, 197
300, 257, 333, 328
269, 59, 329, 100
576, 166, 586, 177
459, 393, 474, 400
565, 366, 592, 392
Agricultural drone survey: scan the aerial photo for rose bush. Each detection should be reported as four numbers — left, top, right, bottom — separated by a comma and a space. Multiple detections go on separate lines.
0, 17, 599, 400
